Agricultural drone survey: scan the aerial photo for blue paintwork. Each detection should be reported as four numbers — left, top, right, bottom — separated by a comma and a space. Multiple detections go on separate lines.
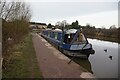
41, 30, 71, 50
41, 29, 92, 51
62, 44, 71, 50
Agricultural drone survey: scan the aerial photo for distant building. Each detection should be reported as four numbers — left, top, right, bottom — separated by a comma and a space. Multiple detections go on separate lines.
29, 22, 47, 29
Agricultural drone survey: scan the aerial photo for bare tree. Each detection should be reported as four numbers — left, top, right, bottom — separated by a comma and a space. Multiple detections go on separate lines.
0, 1, 6, 17
0, 0, 31, 21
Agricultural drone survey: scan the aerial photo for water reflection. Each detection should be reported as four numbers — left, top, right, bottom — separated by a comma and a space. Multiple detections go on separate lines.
87, 35, 119, 43
72, 58, 93, 74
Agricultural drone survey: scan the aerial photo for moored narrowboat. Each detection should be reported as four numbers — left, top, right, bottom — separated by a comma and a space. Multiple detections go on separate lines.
41, 28, 95, 59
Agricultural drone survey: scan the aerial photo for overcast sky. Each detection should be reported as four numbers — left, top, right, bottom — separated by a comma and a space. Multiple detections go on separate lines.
24, 0, 119, 28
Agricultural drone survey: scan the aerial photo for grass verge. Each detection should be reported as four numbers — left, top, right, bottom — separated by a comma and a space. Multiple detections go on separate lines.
3, 33, 42, 78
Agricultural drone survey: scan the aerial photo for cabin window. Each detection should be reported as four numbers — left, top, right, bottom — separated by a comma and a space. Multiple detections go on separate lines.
54, 33, 57, 39
48, 32, 50, 37
73, 33, 87, 44
78, 33, 86, 42
64, 33, 87, 44
64, 34, 73, 44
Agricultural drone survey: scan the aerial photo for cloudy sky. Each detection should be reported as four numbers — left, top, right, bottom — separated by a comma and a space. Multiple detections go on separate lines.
25, 0, 119, 28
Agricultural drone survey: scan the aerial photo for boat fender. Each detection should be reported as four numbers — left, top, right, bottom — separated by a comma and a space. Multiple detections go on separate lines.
90, 49, 95, 54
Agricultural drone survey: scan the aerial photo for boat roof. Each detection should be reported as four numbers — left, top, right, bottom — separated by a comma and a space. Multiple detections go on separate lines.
65, 29, 77, 34
53, 28, 62, 32
45, 28, 52, 30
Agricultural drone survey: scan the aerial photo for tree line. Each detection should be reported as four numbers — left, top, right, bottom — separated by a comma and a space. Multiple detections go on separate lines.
48, 20, 119, 43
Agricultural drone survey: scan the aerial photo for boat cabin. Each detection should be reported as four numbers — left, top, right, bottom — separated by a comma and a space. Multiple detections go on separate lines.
42, 28, 87, 45
64, 29, 87, 44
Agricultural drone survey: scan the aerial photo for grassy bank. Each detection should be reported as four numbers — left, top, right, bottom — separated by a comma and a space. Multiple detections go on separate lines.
3, 33, 42, 78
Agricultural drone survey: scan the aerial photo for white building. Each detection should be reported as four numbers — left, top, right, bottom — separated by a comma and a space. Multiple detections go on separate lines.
29, 22, 47, 29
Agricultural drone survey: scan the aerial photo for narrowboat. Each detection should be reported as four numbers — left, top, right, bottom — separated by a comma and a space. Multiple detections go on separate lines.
41, 28, 95, 58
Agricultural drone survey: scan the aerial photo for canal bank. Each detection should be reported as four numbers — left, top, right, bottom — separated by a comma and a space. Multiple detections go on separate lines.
32, 33, 95, 78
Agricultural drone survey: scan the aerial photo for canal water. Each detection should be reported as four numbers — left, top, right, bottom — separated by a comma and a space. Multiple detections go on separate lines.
73, 38, 118, 78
